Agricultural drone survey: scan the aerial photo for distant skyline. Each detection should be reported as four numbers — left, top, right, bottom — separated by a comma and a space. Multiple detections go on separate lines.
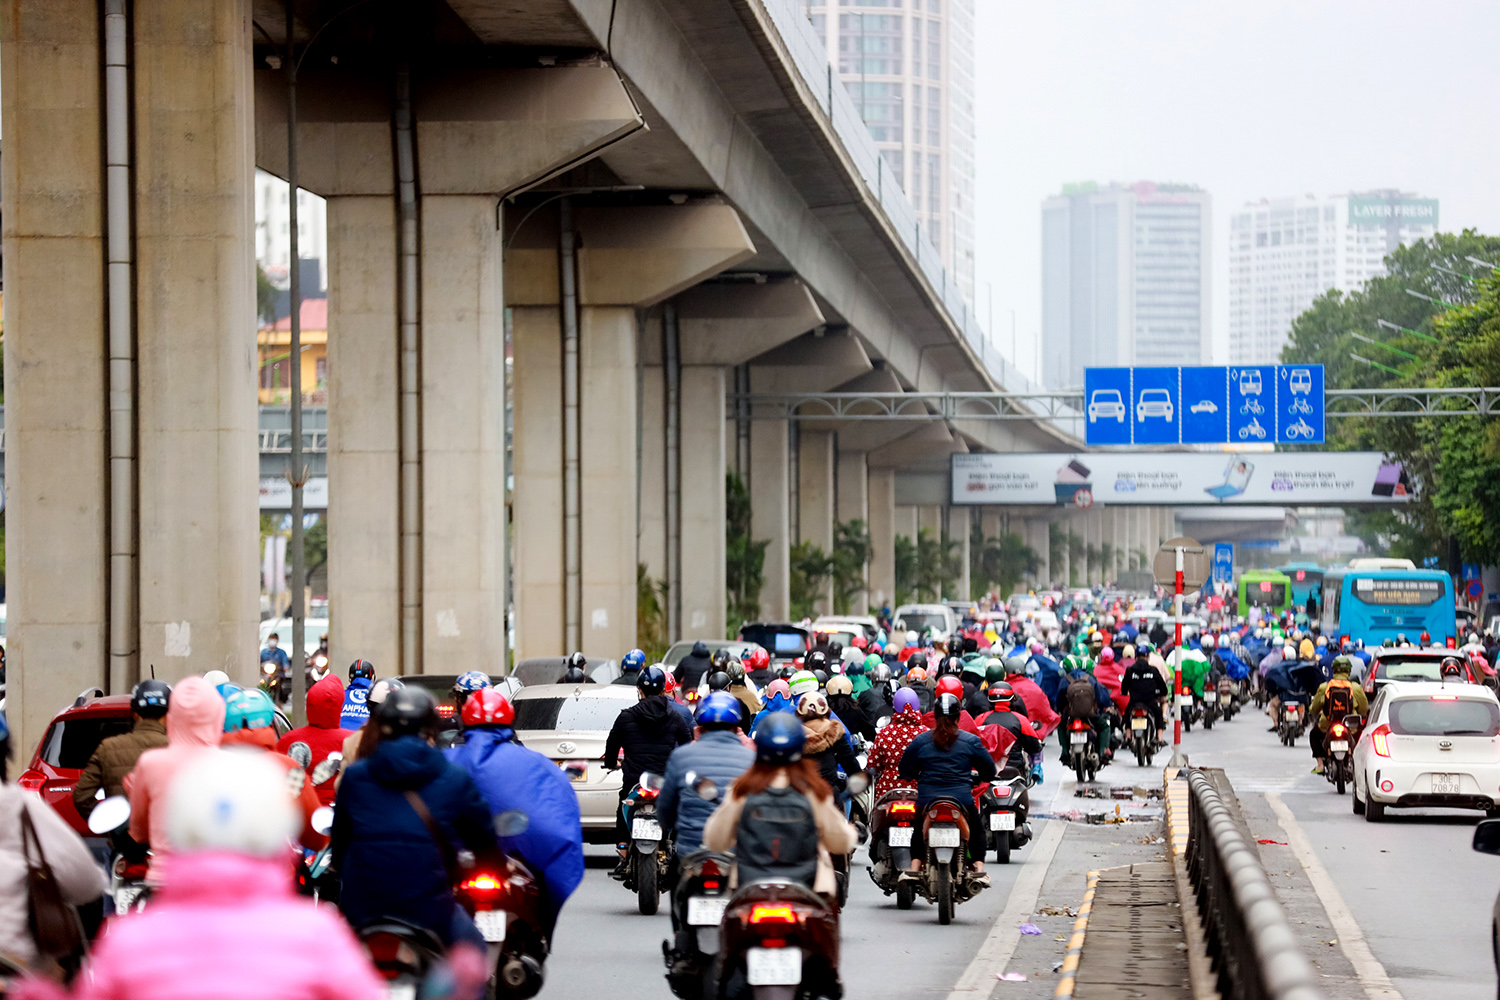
973, 0, 1500, 383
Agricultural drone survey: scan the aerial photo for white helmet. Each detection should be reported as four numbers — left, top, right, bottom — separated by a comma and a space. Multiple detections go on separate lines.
906, 630, 920, 644
168, 750, 299, 858
1200, 634, 1217, 650
202, 670, 231, 688
1283, 644, 1296, 659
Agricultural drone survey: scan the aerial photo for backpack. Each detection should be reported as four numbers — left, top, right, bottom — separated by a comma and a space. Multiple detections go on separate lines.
735, 786, 819, 888
1066, 675, 1097, 717
1325, 678, 1354, 719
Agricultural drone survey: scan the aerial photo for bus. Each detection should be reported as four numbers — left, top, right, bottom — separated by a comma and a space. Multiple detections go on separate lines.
1319, 567, 1456, 647
1275, 561, 1325, 609
1239, 569, 1293, 616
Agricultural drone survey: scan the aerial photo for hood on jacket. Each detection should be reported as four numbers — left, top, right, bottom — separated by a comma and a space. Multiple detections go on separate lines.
367, 734, 449, 790
307, 674, 346, 729
166, 676, 226, 747
629, 694, 676, 732
803, 717, 845, 755
155, 850, 293, 904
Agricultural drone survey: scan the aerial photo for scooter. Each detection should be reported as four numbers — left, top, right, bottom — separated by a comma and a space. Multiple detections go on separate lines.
358, 920, 449, 1000
1064, 718, 1100, 784
866, 788, 919, 909
455, 817, 549, 1000
1177, 691, 1201, 732
1126, 704, 1156, 768
664, 849, 735, 1000
620, 774, 674, 915
976, 768, 1031, 864
1201, 685, 1220, 729
88, 795, 151, 914
1218, 677, 1240, 720
1323, 714, 1363, 796
717, 879, 841, 1000
913, 796, 981, 925
1278, 700, 1308, 747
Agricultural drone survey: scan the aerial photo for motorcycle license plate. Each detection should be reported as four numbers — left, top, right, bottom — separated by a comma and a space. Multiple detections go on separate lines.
929, 826, 962, 848
1328, 741, 1349, 753
1204, 691, 1218, 704
687, 896, 728, 926
474, 909, 507, 943
632, 818, 663, 840
1130, 718, 1148, 731
887, 827, 913, 847
1070, 733, 1090, 747
1177, 695, 1193, 707
1433, 773, 1461, 794
385, 986, 417, 1000
989, 812, 1016, 832
114, 886, 144, 912
746, 946, 802, 986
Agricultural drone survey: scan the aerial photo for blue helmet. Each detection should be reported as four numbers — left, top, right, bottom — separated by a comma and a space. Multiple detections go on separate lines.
753, 712, 805, 765
695, 691, 743, 727
623, 648, 646, 671
223, 688, 277, 732
453, 670, 491, 694
214, 682, 241, 701
636, 664, 667, 696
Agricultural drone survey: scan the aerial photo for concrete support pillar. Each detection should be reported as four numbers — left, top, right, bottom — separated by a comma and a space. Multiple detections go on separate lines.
1029, 518, 1052, 588
980, 509, 1004, 542
750, 416, 791, 621
918, 506, 943, 539
798, 430, 836, 614
4, 0, 260, 752
836, 449, 869, 613
949, 506, 972, 602
896, 506, 919, 543
1058, 518, 1072, 588
868, 469, 896, 613
680, 365, 726, 637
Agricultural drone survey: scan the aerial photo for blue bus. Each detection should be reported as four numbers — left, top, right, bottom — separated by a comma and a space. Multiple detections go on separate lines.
1275, 562, 1325, 609
1319, 567, 1456, 647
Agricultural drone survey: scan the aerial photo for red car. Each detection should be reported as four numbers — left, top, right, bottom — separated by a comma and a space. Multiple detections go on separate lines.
19, 690, 290, 838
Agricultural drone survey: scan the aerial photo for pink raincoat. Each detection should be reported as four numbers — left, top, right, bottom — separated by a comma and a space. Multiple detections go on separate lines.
123, 677, 224, 879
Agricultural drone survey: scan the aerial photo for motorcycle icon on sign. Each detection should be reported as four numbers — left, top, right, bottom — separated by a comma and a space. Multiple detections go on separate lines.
1283, 418, 1316, 440
1238, 417, 1268, 440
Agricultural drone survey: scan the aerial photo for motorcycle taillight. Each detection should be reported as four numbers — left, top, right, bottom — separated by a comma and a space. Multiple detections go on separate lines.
890, 801, 916, 814
460, 873, 504, 899
749, 904, 798, 925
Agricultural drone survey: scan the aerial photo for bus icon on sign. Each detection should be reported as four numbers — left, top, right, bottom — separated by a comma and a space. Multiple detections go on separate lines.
1288, 368, 1313, 394
1238, 369, 1263, 395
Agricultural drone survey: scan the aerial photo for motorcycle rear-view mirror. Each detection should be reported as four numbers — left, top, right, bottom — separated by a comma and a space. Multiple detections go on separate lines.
310, 754, 343, 785
310, 806, 335, 836
692, 776, 719, 802
1475, 818, 1500, 856
495, 810, 530, 837
287, 742, 313, 769
641, 772, 665, 792
846, 773, 870, 796
875, 716, 891, 731
88, 795, 132, 835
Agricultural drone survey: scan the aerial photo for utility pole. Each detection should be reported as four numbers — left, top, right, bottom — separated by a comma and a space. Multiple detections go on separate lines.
284, 0, 308, 727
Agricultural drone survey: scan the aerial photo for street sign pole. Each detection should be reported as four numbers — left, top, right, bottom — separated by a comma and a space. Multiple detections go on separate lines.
1154, 535, 1205, 769
1171, 546, 1186, 768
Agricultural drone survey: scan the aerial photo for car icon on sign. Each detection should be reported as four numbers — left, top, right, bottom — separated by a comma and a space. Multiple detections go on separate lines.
1136, 388, 1174, 422
1190, 399, 1218, 414
1237, 369, 1263, 395
1088, 389, 1126, 424
1289, 368, 1313, 394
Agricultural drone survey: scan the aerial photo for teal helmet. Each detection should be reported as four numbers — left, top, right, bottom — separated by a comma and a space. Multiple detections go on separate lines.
224, 688, 277, 732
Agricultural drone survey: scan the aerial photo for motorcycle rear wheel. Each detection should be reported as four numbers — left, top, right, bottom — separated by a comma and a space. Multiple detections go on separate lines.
1074, 758, 1087, 784
995, 833, 1011, 865
935, 864, 953, 925
1335, 773, 1346, 795
636, 855, 659, 915
896, 883, 915, 910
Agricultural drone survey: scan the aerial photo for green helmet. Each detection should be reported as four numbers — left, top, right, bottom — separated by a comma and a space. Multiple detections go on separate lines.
984, 656, 1007, 684
1331, 655, 1353, 674
863, 653, 882, 672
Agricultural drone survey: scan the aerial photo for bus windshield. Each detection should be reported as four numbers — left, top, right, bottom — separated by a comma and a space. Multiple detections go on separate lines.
1247, 581, 1287, 607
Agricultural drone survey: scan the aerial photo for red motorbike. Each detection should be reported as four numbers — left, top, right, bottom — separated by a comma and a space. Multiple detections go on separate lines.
717, 880, 840, 1000
866, 789, 919, 908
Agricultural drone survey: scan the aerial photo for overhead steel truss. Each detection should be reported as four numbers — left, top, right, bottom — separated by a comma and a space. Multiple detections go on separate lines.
731, 387, 1500, 421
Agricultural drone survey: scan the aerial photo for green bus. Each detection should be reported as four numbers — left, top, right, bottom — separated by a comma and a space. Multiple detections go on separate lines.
1239, 569, 1293, 615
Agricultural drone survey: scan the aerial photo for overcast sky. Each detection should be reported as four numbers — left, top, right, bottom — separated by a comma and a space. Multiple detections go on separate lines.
973, 0, 1500, 382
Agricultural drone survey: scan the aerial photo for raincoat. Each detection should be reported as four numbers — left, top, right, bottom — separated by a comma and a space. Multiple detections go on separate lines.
125, 677, 224, 878
277, 675, 357, 805
340, 675, 374, 731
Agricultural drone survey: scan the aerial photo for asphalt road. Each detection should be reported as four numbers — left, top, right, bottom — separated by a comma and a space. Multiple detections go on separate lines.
1179, 701, 1499, 1000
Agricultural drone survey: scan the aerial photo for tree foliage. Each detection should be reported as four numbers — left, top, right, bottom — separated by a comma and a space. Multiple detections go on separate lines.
971, 523, 1038, 598
725, 473, 767, 631
789, 541, 834, 621
830, 520, 872, 615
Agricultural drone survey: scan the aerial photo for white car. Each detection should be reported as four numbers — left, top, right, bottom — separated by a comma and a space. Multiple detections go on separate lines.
893, 603, 955, 642
1189, 399, 1218, 414
1088, 389, 1126, 424
1353, 681, 1500, 822
512, 683, 641, 842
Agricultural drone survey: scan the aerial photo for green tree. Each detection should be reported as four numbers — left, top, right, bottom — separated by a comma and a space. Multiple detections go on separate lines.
830, 519, 872, 615
789, 541, 835, 621
1067, 532, 1086, 586
893, 534, 918, 606
725, 473, 767, 631
913, 527, 962, 602
637, 563, 669, 662
971, 524, 1038, 599
257, 264, 279, 326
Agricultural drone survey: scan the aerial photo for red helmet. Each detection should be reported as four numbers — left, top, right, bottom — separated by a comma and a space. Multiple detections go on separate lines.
851, 636, 868, 650
935, 676, 964, 700
1099, 647, 1115, 663
461, 687, 515, 728
745, 647, 770, 671
664, 671, 681, 699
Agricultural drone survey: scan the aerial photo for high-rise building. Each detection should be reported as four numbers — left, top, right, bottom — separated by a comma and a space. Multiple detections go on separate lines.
1040, 181, 1212, 389
1228, 190, 1439, 365
807, 0, 976, 302
254, 168, 328, 293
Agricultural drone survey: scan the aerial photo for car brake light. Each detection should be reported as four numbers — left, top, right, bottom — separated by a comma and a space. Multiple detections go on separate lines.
17, 770, 45, 792
749, 904, 797, 924
1369, 724, 1391, 758
891, 801, 916, 813
1447, 637, 1457, 649
1431, 694, 1459, 701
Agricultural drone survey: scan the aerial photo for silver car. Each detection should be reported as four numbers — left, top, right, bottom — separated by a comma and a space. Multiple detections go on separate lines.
512, 683, 641, 843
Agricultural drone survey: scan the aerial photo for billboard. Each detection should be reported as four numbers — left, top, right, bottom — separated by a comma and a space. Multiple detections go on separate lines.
1348, 196, 1437, 229
951, 453, 1411, 506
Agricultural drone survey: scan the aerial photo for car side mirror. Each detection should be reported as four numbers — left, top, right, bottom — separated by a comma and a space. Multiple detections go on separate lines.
1474, 818, 1500, 856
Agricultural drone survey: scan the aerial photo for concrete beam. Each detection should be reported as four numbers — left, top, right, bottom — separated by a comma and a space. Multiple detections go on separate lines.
673, 280, 824, 367
868, 422, 964, 470
748, 329, 872, 394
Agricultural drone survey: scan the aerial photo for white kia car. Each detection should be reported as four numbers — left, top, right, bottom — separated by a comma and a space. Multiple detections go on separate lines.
1353, 681, 1500, 822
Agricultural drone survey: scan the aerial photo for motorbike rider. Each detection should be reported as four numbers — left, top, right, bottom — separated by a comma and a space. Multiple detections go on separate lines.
797, 691, 864, 798
1308, 655, 1367, 775
977, 683, 1043, 771
451, 670, 492, 720
1263, 644, 1304, 730
332, 687, 498, 957
446, 688, 585, 937
674, 641, 716, 690
1004, 656, 1060, 734
958, 660, 990, 717
1121, 645, 1170, 744
613, 648, 648, 685
260, 632, 291, 675
724, 659, 764, 718
75, 679, 171, 824
219, 688, 326, 849
749, 678, 797, 734
1055, 657, 1112, 764
340, 660, 377, 731
859, 662, 895, 724
658, 693, 756, 856
896, 693, 995, 890
276, 673, 356, 807
825, 675, 876, 741
604, 665, 693, 877
924, 675, 983, 734
340, 678, 404, 774
864, 688, 927, 800
742, 647, 775, 688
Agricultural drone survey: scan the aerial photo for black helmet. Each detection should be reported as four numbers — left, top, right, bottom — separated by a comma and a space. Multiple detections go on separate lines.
706, 670, 732, 692
827, 641, 843, 660
561, 666, 588, 684
933, 692, 963, 720
710, 649, 731, 669
566, 651, 587, 671
907, 651, 928, 672
805, 650, 828, 673
131, 679, 172, 719
987, 681, 1015, 709
691, 641, 710, 658
939, 656, 963, 677
349, 659, 375, 681
1440, 657, 1464, 678
813, 669, 829, 687
637, 664, 667, 696
376, 687, 438, 739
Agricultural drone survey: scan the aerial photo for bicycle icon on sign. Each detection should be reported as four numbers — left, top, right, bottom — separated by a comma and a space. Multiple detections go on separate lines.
1289, 397, 1314, 416
1283, 418, 1316, 440
1240, 398, 1265, 415
1238, 417, 1268, 440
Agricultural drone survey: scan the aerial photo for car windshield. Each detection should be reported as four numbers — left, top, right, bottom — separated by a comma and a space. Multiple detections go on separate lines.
1377, 657, 1445, 683
740, 626, 807, 655
40, 716, 135, 770
512, 696, 629, 732
899, 613, 947, 633
1388, 697, 1500, 737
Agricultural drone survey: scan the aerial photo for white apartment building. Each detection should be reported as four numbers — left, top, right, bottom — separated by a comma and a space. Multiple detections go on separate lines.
1228, 189, 1438, 365
254, 168, 328, 292
1041, 181, 1212, 388
807, 0, 976, 302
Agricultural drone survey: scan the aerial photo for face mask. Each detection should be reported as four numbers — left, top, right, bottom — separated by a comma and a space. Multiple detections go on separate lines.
268, 639, 278, 649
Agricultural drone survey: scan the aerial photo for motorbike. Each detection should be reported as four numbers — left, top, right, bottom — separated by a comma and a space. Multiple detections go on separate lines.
1218, 677, 1240, 720
1323, 714, 1364, 796
866, 788, 919, 909
455, 826, 549, 1000
1064, 718, 1100, 784
87, 795, 151, 914
623, 773, 674, 915
664, 849, 735, 1000
976, 768, 1031, 864
1126, 704, 1156, 768
358, 920, 449, 1000
1278, 700, 1308, 747
914, 796, 979, 925
717, 879, 840, 1000
1201, 684, 1220, 729
1177, 691, 1201, 732
294, 760, 344, 905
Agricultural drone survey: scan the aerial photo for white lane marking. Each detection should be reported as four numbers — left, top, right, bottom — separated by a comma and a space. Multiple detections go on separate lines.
1265, 791, 1403, 1000
944, 773, 1070, 998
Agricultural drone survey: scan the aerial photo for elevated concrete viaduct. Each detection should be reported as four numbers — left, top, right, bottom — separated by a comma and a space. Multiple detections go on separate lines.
3, 0, 1100, 754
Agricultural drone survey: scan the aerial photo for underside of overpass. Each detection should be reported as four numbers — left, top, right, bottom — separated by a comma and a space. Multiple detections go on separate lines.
3, 0, 1085, 752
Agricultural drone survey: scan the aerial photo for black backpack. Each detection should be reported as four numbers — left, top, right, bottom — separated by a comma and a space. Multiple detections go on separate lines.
735, 786, 819, 888
1067, 675, 1097, 717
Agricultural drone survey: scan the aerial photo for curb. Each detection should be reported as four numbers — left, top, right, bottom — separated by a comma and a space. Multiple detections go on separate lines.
1164, 766, 1190, 857
1052, 869, 1099, 999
